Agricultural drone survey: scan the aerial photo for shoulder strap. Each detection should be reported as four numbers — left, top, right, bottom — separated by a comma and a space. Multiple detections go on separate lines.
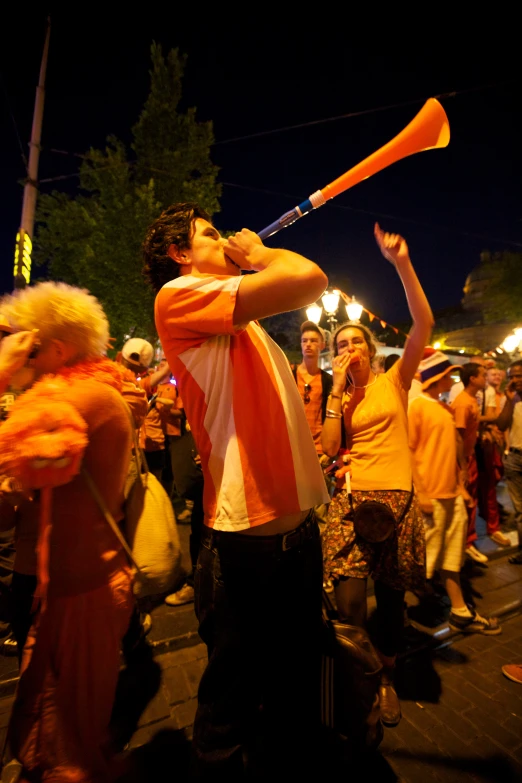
122, 399, 149, 478
82, 466, 143, 576
397, 486, 414, 525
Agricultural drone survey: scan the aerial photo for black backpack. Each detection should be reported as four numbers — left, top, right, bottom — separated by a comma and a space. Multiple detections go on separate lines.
321, 591, 383, 753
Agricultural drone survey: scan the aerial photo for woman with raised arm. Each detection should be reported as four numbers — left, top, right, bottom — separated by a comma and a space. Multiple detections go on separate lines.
321, 223, 434, 728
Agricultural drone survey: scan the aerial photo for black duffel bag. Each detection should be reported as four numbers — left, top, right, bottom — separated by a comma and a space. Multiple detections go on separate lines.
321, 590, 383, 753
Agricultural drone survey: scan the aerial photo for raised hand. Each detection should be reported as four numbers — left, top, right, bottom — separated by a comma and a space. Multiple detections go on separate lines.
374, 222, 410, 267
0, 330, 40, 378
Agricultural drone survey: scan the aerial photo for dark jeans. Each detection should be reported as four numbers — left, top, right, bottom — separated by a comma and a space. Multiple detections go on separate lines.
10, 571, 37, 664
168, 432, 204, 588
186, 492, 204, 589
372, 580, 405, 658
192, 511, 324, 780
504, 450, 522, 546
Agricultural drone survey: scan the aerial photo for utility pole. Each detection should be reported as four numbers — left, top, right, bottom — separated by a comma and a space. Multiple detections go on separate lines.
13, 16, 51, 290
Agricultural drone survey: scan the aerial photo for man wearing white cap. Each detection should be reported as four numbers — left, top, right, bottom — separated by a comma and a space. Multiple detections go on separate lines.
409, 352, 501, 635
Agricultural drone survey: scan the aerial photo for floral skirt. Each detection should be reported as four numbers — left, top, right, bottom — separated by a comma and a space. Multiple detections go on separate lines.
322, 489, 426, 591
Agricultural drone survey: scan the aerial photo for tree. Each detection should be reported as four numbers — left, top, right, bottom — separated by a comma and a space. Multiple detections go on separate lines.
262, 310, 304, 352
34, 43, 221, 349
480, 250, 522, 325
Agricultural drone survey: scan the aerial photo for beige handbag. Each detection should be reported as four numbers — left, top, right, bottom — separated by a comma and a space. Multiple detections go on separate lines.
84, 403, 182, 598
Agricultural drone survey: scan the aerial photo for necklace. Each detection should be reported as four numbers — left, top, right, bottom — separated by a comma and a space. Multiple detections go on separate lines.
347, 372, 378, 390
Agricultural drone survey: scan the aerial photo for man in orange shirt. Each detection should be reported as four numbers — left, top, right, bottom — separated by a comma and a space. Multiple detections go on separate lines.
451, 362, 488, 564
409, 352, 501, 635
293, 321, 333, 591
293, 321, 333, 457
144, 201, 329, 778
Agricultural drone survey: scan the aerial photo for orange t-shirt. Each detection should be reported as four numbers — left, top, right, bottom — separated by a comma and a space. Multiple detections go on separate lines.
155, 274, 329, 531
342, 360, 412, 491
451, 390, 479, 458
296, 367, 323, 455
139, 408, 165, 452
408, 394, 459, 498
156, 380, 183, 437
137, 374, 165, 452
115, 364, 148, 429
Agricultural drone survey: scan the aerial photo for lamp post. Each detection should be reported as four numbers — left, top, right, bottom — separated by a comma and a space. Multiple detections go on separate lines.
306, 304, 322, 324
306, 290, 366, 330
321, 290, 342, 329
346, 296, 363, 322
501, 330, 522, 358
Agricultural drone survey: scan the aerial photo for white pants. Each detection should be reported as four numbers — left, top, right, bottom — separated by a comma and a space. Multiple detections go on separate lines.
423, 495, 468, 579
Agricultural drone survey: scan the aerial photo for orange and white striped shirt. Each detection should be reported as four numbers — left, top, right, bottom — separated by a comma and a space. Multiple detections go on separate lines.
155, 274, 329, 531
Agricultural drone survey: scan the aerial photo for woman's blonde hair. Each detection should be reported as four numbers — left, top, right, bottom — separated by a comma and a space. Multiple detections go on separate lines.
0, 282, 109, 360
330, 321, 378, 362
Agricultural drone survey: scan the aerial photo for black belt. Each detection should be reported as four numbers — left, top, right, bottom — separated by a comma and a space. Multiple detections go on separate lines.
509, 447, 522, 456
201, 509, 317, 554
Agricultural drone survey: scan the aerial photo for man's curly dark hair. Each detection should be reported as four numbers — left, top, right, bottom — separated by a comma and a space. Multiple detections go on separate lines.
142, 202, 212, 293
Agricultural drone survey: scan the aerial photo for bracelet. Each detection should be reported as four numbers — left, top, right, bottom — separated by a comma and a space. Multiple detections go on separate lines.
325, 409, 342, 419
329, 393, 342, 399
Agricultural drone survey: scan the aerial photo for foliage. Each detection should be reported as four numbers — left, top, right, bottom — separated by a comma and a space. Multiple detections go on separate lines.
34, 44, 221, 349
480, 250, 522, 325
261, 310, 304, 351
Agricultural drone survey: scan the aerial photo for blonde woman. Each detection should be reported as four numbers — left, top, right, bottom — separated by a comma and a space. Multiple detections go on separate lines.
0, 282, 134, 781
321, 224, 433, 727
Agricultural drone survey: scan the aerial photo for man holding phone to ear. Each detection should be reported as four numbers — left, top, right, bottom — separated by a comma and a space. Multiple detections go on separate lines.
496, 361, 522, 565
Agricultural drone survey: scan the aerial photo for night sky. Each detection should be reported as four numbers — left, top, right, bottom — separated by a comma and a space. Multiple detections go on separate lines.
1, 12, 520, 327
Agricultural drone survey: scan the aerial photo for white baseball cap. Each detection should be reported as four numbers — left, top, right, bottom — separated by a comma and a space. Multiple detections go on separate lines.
121, 338, 154, 369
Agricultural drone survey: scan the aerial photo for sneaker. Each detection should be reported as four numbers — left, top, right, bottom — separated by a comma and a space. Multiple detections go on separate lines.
176, 508, 192, 523
323, 579, 334, 594
140, 613, 152, 636
490, 530, 511, 547
449, 610, 502, 636
465, 545, 489, 564
165, 584, 195, 606
0, 631, 18, 657
508, 551, 522, 565
502, 664, 522, 684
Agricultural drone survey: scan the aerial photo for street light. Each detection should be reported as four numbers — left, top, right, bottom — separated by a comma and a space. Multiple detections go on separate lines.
321, 290, 342, 329
502, 333, 520, 354
346, 296, 363, 322
306, 304, 322, 324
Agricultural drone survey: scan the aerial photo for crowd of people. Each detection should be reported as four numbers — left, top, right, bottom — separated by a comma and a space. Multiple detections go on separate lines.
0, 201, 519, 779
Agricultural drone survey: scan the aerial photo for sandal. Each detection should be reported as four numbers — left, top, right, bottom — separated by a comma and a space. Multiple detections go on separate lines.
508, 551, 522, 565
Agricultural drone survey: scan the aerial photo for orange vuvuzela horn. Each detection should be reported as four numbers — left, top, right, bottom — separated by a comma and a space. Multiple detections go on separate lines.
257, 98, 450, 240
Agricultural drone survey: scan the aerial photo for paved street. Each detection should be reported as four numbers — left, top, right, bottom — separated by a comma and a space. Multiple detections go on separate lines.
0, 496, 521, 780
108, 551, 522, 782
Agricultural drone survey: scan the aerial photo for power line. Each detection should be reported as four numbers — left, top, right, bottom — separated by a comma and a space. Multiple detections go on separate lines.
212, 82, 512, 146
39, 160, 134, 184
43, 80, 514, 161
221, 181, 522, 248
